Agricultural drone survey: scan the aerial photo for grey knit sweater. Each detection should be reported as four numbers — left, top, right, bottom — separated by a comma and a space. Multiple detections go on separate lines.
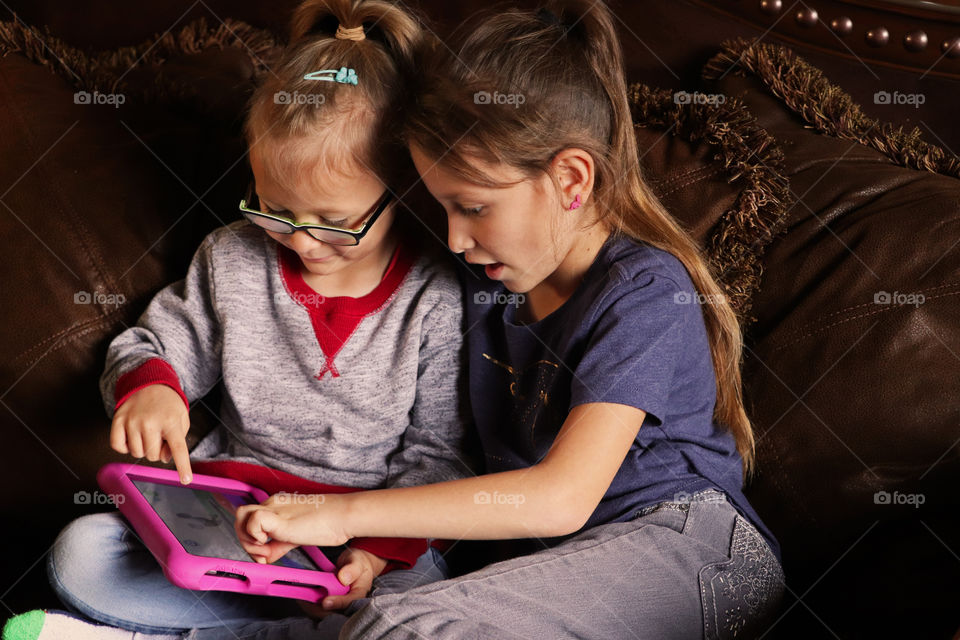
100, 221, 474, 489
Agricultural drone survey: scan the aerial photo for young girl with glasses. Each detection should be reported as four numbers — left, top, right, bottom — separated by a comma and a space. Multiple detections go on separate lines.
231, 1, 786, 638
3, 1, 477, 639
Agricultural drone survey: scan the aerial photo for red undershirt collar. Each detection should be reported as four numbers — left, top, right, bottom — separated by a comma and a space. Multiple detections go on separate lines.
277, 242, 417, 378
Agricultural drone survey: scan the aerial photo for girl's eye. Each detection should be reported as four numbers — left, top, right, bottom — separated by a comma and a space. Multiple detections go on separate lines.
259, 197, 348, 227
264, 203, 344, 227
263, 205, 293, 220
457, 205, 484, 216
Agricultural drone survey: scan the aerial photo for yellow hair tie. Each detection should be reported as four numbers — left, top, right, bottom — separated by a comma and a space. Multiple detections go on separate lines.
335, 25, 365, 41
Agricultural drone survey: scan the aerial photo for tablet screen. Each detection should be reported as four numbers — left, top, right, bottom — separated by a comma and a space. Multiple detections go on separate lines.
131, 480, 338, 571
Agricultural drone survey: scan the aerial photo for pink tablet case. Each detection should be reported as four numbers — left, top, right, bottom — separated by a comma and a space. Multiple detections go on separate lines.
97, 462, 349, 601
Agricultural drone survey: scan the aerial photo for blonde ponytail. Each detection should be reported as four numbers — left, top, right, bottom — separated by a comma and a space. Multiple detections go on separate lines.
245, 0, 423, 189
289, 0, 419, 65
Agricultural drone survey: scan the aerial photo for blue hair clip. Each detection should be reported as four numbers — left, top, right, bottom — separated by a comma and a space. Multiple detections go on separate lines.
303, 67, 358, 85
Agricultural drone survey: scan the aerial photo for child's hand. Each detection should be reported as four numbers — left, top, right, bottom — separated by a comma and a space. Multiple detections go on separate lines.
298, 548, 388, 618
110, 384, 192, 484
235, 493, 349, 563
325, 548, 388, 610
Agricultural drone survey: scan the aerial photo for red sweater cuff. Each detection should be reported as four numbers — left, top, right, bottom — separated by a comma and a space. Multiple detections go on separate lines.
114, 358, 189, 411
349, 537, 429, 572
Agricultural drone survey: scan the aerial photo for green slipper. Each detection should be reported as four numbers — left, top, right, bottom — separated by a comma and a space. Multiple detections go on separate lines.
2, 610, 45, 640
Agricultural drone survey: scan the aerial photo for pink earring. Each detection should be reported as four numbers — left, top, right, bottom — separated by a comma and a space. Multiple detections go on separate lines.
569, 194, 582, 211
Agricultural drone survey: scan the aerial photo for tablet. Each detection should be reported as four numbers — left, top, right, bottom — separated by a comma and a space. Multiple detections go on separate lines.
97, 462, 349, 602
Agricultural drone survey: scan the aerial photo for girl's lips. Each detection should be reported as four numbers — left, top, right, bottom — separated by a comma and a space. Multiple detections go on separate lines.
485, 262, 505, 279
302, 255, 334, 263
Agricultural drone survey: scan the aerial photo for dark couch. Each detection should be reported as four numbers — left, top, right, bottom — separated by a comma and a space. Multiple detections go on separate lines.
2, 1, 958, 638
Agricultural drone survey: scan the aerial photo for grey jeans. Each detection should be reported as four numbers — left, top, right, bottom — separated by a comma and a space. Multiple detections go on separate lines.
342, 490, 785, 640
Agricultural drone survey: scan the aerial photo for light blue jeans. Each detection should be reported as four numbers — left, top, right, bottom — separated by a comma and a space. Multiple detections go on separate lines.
47, 512, 448, 639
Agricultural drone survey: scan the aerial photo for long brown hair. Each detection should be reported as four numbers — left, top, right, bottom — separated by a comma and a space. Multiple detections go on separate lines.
245, 0, 423, 192
405, 0, 756, 474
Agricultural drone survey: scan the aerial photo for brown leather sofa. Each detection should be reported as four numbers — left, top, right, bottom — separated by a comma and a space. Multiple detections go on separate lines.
2, 1, 958, 638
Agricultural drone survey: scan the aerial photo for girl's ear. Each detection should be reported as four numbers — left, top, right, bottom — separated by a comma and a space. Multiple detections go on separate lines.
550, 148, 595, 211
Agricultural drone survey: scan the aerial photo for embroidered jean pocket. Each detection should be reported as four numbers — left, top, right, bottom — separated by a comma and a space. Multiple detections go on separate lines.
699, 517, 785, 639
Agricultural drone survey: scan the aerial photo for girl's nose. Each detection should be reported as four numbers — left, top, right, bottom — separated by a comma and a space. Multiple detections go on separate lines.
288, 229, 326, 253
446, 214, 475, 254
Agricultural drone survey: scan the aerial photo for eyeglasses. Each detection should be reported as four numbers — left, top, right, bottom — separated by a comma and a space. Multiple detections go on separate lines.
238, 182, 394, 246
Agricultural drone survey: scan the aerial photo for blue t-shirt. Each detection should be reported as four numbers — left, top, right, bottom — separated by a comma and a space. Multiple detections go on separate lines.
462, 233, 780, 560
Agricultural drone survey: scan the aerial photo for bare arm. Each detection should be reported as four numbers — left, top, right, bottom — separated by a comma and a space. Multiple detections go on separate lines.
236, 402, 647, 560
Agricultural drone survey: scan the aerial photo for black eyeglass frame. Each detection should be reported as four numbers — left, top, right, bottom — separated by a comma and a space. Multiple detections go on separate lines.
239, 182, 395, 246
